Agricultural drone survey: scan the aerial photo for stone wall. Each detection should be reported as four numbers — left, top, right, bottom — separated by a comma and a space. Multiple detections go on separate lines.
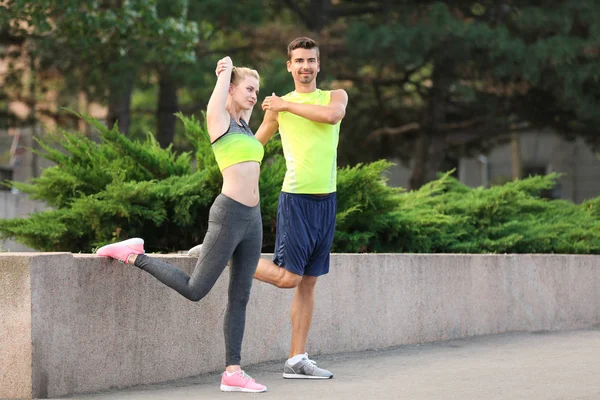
1, 253, 598, 399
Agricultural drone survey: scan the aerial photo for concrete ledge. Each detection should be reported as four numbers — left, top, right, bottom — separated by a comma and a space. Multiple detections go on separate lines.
1, 253, 598, 399
0, 255, 33, 399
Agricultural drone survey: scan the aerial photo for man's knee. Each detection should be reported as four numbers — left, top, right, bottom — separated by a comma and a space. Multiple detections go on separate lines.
277, 271, 302, 289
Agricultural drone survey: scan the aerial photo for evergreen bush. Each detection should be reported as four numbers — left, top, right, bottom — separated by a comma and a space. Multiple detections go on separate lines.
0, 113, 284, 253
0, 115, 598, 254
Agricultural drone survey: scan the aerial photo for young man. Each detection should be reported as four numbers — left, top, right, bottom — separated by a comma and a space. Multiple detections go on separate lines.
254, 36, 348, 379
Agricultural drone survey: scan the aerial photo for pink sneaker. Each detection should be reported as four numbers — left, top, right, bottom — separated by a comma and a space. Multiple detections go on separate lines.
220, 370, 267, 393
96, 238, 144, 264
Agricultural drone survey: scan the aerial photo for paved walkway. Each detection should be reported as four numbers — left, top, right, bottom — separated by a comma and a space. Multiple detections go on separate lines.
63, 328, 600, 400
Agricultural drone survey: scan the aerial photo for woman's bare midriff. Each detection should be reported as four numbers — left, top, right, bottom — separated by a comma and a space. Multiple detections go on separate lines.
221, 161, 261, 207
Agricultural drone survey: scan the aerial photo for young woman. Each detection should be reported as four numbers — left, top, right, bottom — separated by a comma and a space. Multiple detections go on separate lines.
96, 56, 267, 393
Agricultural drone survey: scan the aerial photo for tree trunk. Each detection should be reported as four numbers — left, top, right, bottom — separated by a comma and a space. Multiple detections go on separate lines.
107, 71, 134, 135
309, 0, 330, 32
283, 0, 330, 32
29, 52, 39, 178
511, 132, 522, 180
409, 130, 432, 190
427, 134, 448, 181
409, 67, 445, 189
78, 91, 88, 135
156, 69, 179, 148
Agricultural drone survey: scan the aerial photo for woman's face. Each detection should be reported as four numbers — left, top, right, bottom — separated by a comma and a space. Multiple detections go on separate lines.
230, 76, 259, 110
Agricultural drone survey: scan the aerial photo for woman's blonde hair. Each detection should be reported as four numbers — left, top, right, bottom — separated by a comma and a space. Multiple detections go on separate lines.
226, 66, 260, 123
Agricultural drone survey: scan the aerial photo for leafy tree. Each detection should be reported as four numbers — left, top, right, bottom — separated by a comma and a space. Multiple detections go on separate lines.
2, 0, 598, 193
263, 1, 599, 189
150, 0, 272, 146
339, 1, 600, 188
0, 0, 198, 133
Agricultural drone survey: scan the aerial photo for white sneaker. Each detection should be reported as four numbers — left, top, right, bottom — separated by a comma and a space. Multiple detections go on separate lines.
187, 244, 203, 257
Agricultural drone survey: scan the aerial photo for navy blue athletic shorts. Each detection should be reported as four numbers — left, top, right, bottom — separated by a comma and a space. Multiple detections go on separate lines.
273, 192, 337, 277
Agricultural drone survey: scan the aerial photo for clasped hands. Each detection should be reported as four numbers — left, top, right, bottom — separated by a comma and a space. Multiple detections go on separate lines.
261, 93, 287, 112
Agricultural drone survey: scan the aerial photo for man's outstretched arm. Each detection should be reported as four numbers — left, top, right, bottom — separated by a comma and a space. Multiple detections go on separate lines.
262, 89, 348, 125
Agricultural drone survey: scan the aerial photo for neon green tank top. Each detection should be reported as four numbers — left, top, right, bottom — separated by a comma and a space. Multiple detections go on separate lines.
278, 89, 341, 193
211, 117, 264, 172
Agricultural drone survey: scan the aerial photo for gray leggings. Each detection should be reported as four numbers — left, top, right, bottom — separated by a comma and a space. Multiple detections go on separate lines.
134, 194, 262, 366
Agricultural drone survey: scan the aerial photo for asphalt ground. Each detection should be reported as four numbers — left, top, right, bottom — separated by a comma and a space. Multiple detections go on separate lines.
61, 327, 600, 400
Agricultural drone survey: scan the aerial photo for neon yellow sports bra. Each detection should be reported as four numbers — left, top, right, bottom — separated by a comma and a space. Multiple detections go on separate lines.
211, 117, 264, 171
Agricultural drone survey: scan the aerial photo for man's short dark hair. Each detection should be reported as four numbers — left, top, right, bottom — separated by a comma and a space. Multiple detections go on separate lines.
287, 37, 320, 60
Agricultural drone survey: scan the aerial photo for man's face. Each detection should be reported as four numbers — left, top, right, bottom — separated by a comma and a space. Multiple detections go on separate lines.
287, 48, 320, 84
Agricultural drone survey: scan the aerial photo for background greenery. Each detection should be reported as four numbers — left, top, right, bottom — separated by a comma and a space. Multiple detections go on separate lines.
0, 115, 597, 254
1, 1, 599, 254
2, 0, 599, 189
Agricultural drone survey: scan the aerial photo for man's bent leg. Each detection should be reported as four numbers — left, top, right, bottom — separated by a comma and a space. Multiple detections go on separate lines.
254, 258, 302, 289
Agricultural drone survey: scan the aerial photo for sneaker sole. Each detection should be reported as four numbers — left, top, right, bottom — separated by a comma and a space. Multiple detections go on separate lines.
220, 384, 267, 393
282, 373, 333, 379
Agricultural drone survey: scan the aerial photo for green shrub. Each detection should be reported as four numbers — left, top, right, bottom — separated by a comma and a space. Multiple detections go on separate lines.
0, 113, 285, 252
0, 114, 598, 254
333, 168, 600, 254
334, 161, 456, 253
